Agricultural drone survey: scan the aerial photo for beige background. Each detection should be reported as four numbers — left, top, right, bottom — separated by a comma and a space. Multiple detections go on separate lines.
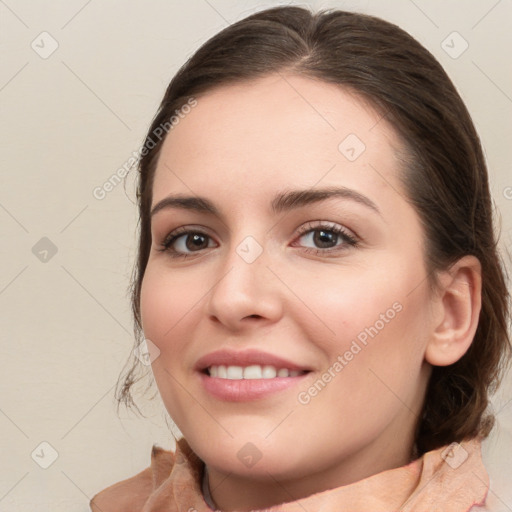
1, 1, 511, 510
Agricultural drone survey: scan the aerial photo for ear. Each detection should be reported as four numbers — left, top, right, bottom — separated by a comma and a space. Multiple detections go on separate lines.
424, 255, 482, 366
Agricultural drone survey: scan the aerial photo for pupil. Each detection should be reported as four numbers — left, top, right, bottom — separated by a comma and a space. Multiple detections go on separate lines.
314, 230, 337, 248
187, 233, 207, 250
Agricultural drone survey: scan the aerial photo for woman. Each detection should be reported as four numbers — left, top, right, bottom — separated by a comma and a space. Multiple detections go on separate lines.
91, 5, 511, 511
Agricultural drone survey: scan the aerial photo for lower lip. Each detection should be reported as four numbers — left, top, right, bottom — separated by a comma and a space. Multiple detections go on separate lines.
198, 371, 310, 401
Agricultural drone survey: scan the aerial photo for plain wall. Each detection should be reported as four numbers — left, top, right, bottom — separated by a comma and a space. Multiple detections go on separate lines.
1, 1, 511, 510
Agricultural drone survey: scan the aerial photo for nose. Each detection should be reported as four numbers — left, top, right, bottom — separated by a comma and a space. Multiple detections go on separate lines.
205, 239, 284, 331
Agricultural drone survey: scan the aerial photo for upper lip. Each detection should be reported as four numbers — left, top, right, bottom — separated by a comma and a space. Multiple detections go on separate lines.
195, 348, 312, 372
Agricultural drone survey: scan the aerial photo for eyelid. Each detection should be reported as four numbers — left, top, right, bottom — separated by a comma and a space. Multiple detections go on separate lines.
294, 220, 357, 239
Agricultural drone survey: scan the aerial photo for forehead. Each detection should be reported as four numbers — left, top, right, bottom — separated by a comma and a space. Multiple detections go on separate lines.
152, 73, 405, 211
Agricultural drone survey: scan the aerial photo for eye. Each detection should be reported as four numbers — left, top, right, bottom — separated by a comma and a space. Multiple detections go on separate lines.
157, 221, 359, 260
292, 221, 358, 256
157, 226, 216, 259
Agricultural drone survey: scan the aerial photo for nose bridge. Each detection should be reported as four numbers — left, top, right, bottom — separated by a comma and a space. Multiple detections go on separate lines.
206, 232, 283, 326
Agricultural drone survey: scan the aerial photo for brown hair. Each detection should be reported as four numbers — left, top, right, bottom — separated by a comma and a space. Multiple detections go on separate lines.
116, 6, 512, 456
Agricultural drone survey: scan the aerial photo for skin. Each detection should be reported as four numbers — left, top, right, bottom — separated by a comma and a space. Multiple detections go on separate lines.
140, 73, 481, 511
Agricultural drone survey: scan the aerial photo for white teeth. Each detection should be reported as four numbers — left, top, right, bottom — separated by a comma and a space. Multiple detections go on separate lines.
244, 365, 264, 379
226, 366, 243, 380
207, 364, 305, 379
261, 365, 277, 378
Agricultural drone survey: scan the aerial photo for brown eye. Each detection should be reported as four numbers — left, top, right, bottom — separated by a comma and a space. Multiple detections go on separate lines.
294, 222, 358, 254
178, 233, 210, 251
302, 229, 341, 249
159, 228, 217, 258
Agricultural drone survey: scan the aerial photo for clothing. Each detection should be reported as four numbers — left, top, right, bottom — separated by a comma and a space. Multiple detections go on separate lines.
90, 436, 489, 512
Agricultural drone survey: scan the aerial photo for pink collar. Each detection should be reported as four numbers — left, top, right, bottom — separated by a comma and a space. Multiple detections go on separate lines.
90, 436, 489, 512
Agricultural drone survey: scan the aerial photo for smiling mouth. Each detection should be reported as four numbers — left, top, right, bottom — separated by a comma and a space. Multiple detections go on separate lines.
203, 364, 310, 380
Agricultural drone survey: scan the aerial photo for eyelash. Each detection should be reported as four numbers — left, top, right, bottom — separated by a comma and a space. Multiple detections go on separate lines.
157, 222, 359, 260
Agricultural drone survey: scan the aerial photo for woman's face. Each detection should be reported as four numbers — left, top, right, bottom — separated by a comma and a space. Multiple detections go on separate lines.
140, 74, 435, 488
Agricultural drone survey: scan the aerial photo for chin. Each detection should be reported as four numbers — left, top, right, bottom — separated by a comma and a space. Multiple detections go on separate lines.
188, 433, 306, 479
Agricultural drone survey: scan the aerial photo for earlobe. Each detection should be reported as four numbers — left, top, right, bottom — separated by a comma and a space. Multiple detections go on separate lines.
424, 255, 482, 367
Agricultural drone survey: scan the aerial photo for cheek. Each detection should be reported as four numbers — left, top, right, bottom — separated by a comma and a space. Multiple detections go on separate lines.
288, 262, 401, 344
301, 290, 429, 434
139, 266, 198, 423
139, 265, 198, 353
323, 274, 430, 408
140, 270, 168, 342
291, 254, 430, 369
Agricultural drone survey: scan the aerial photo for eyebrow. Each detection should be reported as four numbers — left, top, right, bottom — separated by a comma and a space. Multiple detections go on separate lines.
150, 186, 381, 218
